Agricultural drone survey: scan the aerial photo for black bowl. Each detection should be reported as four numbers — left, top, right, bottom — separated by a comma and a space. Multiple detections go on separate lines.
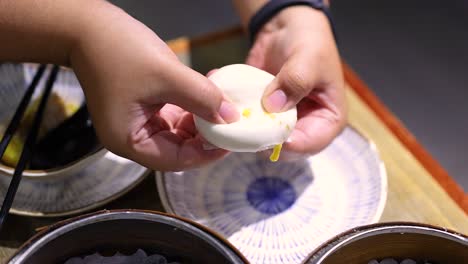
0, 63, 106, 179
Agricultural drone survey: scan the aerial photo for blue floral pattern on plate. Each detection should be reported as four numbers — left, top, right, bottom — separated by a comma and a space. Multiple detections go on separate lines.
246, 177, 296, 215
158, 127, 387, 264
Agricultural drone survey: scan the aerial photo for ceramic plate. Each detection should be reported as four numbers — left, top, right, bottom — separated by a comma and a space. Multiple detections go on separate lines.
156, 127, 387, 264
0, 151, 148, 217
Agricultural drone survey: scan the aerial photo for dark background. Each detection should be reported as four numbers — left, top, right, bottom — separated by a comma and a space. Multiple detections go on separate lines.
110, 0, 468, 191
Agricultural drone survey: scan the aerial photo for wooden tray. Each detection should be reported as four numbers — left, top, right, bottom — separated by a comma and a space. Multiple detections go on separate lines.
0, 26, 466, 263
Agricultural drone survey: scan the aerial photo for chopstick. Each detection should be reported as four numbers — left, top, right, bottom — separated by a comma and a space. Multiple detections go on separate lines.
0, 65, 59, 231
0, 64, 46, 156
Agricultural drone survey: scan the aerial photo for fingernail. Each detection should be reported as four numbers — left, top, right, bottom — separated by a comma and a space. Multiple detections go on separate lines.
218, 101, 239, 123
206, 69, 218, 77
287, 130, 299, 143
264, 90, 287, 112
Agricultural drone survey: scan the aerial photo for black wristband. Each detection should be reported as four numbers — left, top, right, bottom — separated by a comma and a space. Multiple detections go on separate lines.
248, 0, 337, 44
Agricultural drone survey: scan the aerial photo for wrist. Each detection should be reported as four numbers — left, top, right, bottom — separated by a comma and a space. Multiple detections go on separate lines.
248, 0, 336, 43
70, 1, 128, 63
233, 0, 268, 28
263, 5, 328, 32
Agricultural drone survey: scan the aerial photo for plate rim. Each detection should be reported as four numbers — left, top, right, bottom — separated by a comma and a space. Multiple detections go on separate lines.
7, 161, 150, 218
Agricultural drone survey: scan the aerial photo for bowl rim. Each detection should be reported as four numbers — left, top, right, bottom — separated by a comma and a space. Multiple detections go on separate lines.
0, 146, 107, 180
8, 209, 250, 264
7, 168, 150, 217
302, 221, 468, 264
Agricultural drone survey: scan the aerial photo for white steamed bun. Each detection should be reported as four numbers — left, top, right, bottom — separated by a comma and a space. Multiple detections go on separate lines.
194, 64, 297, 153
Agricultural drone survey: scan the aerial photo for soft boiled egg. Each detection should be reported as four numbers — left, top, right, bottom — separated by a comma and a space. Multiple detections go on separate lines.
194, 64, 297, 161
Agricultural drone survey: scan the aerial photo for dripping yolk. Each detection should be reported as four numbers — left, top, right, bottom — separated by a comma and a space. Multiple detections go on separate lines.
242, 108, 251, 118
269, 144, 282, 162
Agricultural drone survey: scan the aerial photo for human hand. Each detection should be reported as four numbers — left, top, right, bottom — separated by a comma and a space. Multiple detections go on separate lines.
247, 6, 347, 158
69, 1, 238, 171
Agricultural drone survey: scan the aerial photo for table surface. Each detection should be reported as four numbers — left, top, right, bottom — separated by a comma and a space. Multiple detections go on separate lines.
0, 27, 466, 263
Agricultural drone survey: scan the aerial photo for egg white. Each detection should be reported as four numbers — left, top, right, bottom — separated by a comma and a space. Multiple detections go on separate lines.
194, 64, 297, 152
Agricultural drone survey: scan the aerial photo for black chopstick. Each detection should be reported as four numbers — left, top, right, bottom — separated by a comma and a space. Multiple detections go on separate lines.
0, 64, 46, 156
0, 65, 59, 231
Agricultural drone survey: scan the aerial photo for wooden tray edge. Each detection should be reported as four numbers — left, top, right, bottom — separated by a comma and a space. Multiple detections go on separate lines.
342, 63, 467, 214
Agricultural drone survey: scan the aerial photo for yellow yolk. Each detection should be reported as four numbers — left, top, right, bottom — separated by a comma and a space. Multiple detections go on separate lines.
242, 108, 252, 118
269, 144, 282, 162
265, 112, 276, 119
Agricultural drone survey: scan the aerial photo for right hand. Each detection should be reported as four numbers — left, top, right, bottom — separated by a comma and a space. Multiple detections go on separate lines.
69, 1, 239, 171
247, 6, 347, 159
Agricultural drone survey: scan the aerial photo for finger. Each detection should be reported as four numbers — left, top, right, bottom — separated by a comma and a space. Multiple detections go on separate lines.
161, 64, 239, 124
174, 115, 221, 151
206, 68, 218, 77
157, 104, 186, 128
173, 111, 197, 137
283, 97, 346, 155
175, 135, 228, 169
132, 131, 228, 171
158, 106, 201, 139
262, 54, 319, 113
131, 104, 188, 148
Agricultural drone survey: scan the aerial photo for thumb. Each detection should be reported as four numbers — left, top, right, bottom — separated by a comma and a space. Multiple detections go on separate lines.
162, 66, 239, 123
262, 57, 318, 113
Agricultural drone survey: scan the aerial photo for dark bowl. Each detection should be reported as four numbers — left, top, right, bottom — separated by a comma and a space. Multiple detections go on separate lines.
0, 63, 106, 179
304, 222, 468, 264
8, 210, 249, 264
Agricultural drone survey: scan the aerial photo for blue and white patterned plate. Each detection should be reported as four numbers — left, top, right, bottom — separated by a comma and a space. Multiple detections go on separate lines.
0, 151, 148, 217
156, 127, 387, 264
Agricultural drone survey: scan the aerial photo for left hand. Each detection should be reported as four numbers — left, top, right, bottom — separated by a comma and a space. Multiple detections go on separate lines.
247, 6, 347, 158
